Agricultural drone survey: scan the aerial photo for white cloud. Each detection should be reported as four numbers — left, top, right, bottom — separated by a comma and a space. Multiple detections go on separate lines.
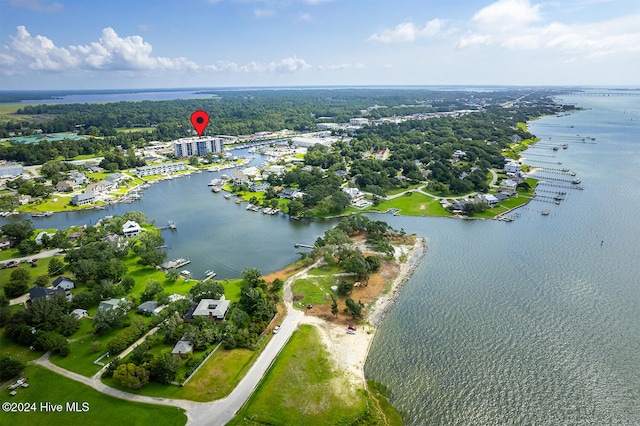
472, 0, 542, 28
298, 12, 312, 21
253, 8, 277, 18
0, 26, 314, 77
367, 19, 449, 43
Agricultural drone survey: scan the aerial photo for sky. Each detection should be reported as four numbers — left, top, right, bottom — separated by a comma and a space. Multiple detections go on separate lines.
0, 0, 639, 90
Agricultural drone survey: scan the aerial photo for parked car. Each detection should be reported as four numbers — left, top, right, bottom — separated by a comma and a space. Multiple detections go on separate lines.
273, 325, 281, 334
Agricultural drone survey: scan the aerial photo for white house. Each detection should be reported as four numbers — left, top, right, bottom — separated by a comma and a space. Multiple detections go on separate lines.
122, 220, 142, 238
71, 309, 88, 319
342, 187, 365, 205
477, 194, 499, 208
504, 161, 522, 174
192, 298, 230, 320
52, 276, 75, 291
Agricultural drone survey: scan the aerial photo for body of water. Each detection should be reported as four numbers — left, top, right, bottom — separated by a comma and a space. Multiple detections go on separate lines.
5, 90, 217, 105
2, 89, 638, 424
365, 91, 640, 425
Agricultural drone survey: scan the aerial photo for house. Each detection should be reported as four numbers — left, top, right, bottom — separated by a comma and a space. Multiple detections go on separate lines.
55, 180, 77, 192
476, 194, 499, 208
249, 182, 269, 192
71, 191, 95, 206
122, 220, 142, 238
495, 192, 511, 202
342, 187, 365, 205
71, 309, 88, 319
98, 298, 123, 311
504, 160, 522, 174
171, 339, 194, 358
189, 298, 230, 320
52, 276, 75, 291
267, 165, 286, 175
69, 171, 88, 185
29, 286, 65, 302
0, 238, 10, 250
86, 182, 105, 193
18, 195, 33, 205
35, 231, 55, 245
498, 179, 519, 194
98, 179, 116, 190
138, 301, 160, 315
104, 173, 125, 184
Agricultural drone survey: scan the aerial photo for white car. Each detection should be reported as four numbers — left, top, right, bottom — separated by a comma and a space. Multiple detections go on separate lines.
273, 325, 281, 334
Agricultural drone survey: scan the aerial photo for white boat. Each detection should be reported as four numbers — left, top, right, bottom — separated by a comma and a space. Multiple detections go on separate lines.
224, 194, 232, 199
203, 270, 217, 280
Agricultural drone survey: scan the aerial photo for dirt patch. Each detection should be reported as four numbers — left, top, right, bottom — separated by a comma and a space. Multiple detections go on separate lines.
262, 262, 305, 283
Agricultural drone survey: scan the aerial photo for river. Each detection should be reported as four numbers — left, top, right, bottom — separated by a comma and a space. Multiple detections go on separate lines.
365, 90, 640, 425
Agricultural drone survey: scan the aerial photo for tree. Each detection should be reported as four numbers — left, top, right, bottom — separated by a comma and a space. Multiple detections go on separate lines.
4, 279, 28, 299
140, 281, 163, 302
0, 355, 24, 381
165, 268, 180, 283
331, 295, 339, 318
345, 298, 364, 319
94, 306, 127, 335
150, 353, 180, 384
48, 257, 65, 276
138, 248, 165, 267
121, 276, 135, 293
18, 239, 39, 255
113, 363, 149, 389
189, 281, 224, 303
1, 220, 34, 245
270, 278, 284, 293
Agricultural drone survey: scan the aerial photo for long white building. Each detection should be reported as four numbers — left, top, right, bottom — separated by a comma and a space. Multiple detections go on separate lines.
173, 136, 224, 158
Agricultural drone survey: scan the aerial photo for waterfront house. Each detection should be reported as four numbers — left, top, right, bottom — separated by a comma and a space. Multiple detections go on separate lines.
498, 179, 518, 194
52, 276, 75, 291
504, 161, 522, 174
249, 182, 270, 192
122, 220, 142, 238
35, 231, 55, 245
476, 194, 499, 208
71, 191, 95, 206
187, 298, 230, 321
342, 187, 365, 205
0, 238, 10, 250
86, 182, 105, 193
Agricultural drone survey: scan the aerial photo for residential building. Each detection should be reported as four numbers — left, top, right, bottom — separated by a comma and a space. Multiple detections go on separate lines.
134, 162, 187, 177
122, 220, 142, 238
138, 301, 161, 315
71, 191, 95, 206
69, 171, 88, 185
55, 180, 77, 192
504, 160, 522, 174
29, 286, 65, 302
52, 276, 75, 291
172, 339, 194, 358
189, 298, 230, 320
173, 136, 224, 158
0, 238, 11, 250
342, 187, 365, 204
98, 298, 124, 311
349, 118, 369, 126
71, 309, 88, 319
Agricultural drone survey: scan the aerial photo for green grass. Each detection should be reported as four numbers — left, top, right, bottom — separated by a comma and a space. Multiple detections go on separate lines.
384, 183, 422, 196
1, 365, 187, 426
292, 277, 336, 307
229, 324, 368, 425
0, 257, 57, 295
0, 332, 45, 364
115, 127, 155, 133
370, 192, 453, 217
23, 196, 74, 212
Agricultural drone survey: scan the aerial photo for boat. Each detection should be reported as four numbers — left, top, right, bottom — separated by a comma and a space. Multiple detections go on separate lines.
180, 270, 191, 278
235, 199, 243, 204
572, 178, 581, 184
541, 210, 550, 216
570, 171, 576, 176
31, 212, 53, 217
208, 179, 223, 186
203, 270, 217, 280
562, 144, 568, 149
224, 194, 232, 199
211, 186, 221, 193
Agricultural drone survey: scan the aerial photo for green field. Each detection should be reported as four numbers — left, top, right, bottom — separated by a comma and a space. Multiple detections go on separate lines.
228, 324, 369, 425
1, 365, 187, 426
369, 192, 453, 217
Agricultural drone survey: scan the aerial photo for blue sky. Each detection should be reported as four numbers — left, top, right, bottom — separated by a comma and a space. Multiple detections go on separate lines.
1, 0, 639, 89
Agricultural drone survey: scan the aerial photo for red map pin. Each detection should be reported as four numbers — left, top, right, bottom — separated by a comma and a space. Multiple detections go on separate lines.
190, 110, 209, 136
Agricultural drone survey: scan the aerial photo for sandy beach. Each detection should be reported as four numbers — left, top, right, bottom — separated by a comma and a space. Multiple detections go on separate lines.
298, 237, 427, 388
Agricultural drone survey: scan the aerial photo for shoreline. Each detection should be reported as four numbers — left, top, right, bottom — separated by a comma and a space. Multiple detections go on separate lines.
298, 236, 427, 391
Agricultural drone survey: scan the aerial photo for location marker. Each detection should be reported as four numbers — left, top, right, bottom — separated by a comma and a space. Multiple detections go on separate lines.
190, 110, 209, 136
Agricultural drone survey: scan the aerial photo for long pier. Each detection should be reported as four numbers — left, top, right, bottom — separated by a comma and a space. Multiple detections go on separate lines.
294, 243, 314, 249
156, 220, 177, 231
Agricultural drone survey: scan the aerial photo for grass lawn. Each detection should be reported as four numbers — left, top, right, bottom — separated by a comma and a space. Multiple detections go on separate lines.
370, 192, 452, 217
0, 257, 57, 295
384, 183, 422, 196
0, 332, 45, 364
115, 127, 155, 133
24, 196, 74, 212
1, 365, 187, 426
292, 276, 337, 307
228, 324, 368, 425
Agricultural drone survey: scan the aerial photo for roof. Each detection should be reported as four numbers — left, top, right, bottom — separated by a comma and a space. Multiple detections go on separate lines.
171, 339, 194, 354
52, 276, 74, 288
98, 298, 122, 310
138, 301, 159, 313
192, 298, 230, 319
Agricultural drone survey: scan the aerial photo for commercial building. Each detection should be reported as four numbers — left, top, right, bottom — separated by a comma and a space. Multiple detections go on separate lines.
134, 162, 187, 177
0, 162, 23, 177
173, 136, 224, 158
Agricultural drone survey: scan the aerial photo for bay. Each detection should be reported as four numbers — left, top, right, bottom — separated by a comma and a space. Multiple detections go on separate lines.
365, 91, 640, 425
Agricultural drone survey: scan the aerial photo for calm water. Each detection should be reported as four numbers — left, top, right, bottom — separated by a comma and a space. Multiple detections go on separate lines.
365, 92, 640, 425
1, 150, 336, 280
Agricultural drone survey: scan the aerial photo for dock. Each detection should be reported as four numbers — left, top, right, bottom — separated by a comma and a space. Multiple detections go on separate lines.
294, 243, 314, 249
159, 258, 190, 271
156, 220, 177, 231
